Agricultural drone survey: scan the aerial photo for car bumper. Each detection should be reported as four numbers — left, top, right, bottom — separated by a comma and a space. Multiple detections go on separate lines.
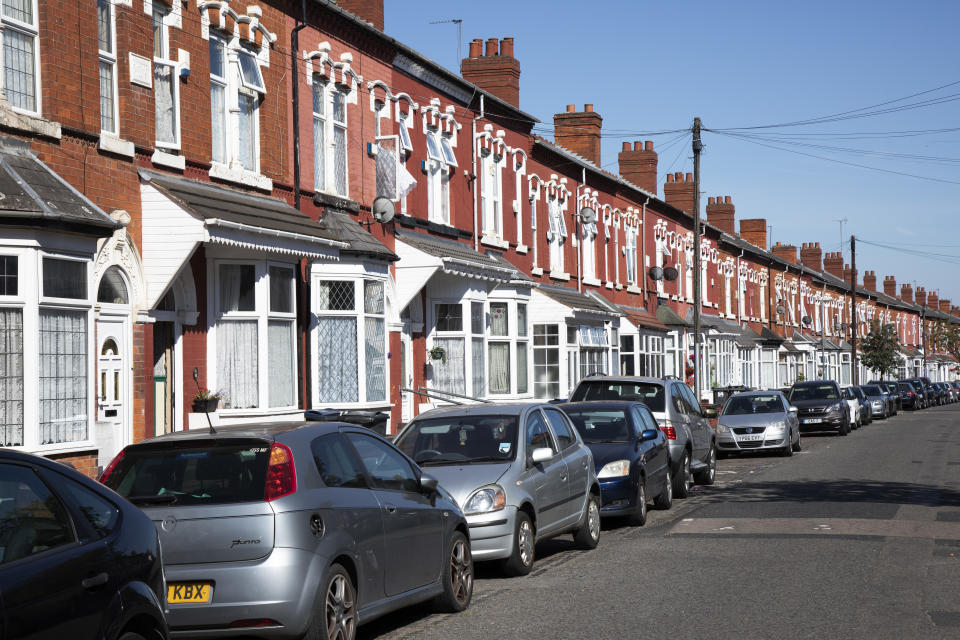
597, 476, 638, 516
466, 507, 517, 562
717, 432, 789, 452
798, 415, 845, 431
166, 547, 322, 639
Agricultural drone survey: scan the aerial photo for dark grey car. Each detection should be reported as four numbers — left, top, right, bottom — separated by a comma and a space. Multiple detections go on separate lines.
100, 422, 472, 640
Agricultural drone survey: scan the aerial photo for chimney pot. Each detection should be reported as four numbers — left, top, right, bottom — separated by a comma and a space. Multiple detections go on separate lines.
500, 37, 514, 57
645, 140, 654, 151
685, 172, 693, 182
622, 141, 631, 152
708, 197, 715, 205
485, 37, 498, 56
666, 174, 675, 183
674, 172, 683, 181
724, 195, 732, 204
584, 104, 594, 112
633, 141, 643, 151
468, 39, 482, 58
566, 104, 576, 112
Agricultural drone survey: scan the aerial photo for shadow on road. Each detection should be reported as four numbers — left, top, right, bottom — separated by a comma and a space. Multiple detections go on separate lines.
699, 478, 960, 508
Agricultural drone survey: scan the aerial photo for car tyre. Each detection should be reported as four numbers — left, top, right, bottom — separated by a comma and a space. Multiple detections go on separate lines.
308, 563, 356, 640
434, 530, 473, 612
119, 634, 148, 640
694, 444, 717, 485
780, 438, 793, 457
653, 469, 673, 510
573, 494, 601, 550
628, 480, 647, 526
791, 432, 802, 452
673, 451, 693, 499
839, 419, 850, 436
502, 511, 536, 576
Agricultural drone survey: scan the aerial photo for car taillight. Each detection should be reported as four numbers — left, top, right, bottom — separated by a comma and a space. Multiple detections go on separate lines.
661, 425, 677, 440
909, 391, 915, 397
265, 443, 296, 502
97, 449, 125, 484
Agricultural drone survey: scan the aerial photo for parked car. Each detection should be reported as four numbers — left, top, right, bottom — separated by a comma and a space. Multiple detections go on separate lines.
787, 380, 851, 436
394, 403, 601, 576
1, 449, 168, 640
874, 381, 902, 414
558, 401, 673, 525
899, 381, 923, 409
841, 386, 864, 429
568, 376, 717, 498
904, 377, 935, 407
859, 384, 891, 420
716, 390, 801, 456
850, 386, 873, 424
930, 382, 948, 405
100, 421, 473, 639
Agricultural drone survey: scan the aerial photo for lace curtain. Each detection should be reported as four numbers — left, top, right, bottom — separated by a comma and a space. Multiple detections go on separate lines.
268, 320, 295, 408
0, 309, 23, 446
517, 342, 528, 394
364, 317, 385, 402
39, 310, 87, 444
432, 337, 465, 395
471, 338, 484, 398
154, 61, 176, 145
488, 343, 510, 394
316, 317, 358, 403
217, 320, 258, 409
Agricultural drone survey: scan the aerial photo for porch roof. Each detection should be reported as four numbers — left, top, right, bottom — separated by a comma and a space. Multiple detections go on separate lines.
657, 303, 690, 327
536, 284, 622, 318
618, 305, 668, 332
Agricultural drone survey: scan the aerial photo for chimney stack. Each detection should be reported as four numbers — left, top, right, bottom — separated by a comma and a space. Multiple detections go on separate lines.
883, 276, 897, 298
823, 251, 844, 279
553, 104, 602, 165
916, 287, 927, 307
461, 37, 522, 108
618, 141, 658, 195
740, 219, 767, 250
928, 290, 939, 310
334, 0, 384, 30
863, 270, 877, 292
706, 196, 736, 235
843, 263, 857, 283
900, 283, 914, 304
939, 298, 951, 313
663, 172, 695, 214
799, 242, 823, 272
771, 241, 798, 264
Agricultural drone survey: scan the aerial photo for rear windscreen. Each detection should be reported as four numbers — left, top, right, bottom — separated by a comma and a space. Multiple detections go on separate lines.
788, 384, 839, 401
104, 442, 271, 506
862, 385, 883, 395
570, 381, 665, 412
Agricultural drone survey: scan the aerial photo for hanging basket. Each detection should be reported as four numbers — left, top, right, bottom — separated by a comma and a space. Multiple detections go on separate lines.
192, 397, 220, 413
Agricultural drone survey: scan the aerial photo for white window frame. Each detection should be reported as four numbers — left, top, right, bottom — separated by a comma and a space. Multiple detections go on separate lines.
624, 225, 637, 285
480, 151, 504, 238
581, 222, 597, 283
209, 34, 228, 164
547, 197, 567, 272
0, 0, 40, 115
429, 300, 468, 398
313, 79, 349, 197
425, 130, 452, 225
98, 0, 118, 135
153, 5, 180, 150
207, 29, 265, 174
533, 323, 561, 400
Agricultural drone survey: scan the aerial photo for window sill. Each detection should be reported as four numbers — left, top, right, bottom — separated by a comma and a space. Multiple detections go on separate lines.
531, 267, 544, 276
582, 277, 602, 287
0, 100, 61, 140
480, 235, 510, 250
152, 149, 185, 171
188, 407, 304, 429
98, 133, 134, 158
627, 285, 642, 295
515, 244, 528, 255
549, 269, 570, 281
605, 282, 614, 289
615, 284, 623, 290
210, 162, 272, 191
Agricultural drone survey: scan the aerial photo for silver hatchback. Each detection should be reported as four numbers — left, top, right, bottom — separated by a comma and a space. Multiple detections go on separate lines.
394, 403, 601, 576
716, 390, 801, 456
100, 422, 472, 639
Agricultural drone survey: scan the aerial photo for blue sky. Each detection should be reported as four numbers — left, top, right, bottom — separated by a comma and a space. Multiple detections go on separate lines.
385, 0, 960, 305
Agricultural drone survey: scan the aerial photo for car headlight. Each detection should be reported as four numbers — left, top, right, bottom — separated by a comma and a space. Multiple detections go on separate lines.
597, 459, 631, 479
463, 485, 506, 515
717, 424, 731, 435
766, 420, 786, 433
827, 403, 843, 414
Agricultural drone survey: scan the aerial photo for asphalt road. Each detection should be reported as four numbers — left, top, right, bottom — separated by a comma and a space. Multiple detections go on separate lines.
360, 404, 960, 640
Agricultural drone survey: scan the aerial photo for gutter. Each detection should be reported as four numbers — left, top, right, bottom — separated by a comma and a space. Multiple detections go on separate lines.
205, 218, 349, 249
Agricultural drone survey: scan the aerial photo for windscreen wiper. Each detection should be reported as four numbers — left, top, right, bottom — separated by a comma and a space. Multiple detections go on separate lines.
126, 494, 179, 505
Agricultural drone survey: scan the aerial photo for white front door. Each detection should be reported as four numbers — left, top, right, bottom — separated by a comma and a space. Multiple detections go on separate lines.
96, 315, 131, 460
400, 329, 414, 423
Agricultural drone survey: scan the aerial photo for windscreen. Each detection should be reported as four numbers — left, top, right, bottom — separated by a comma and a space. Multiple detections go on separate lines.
569, 381, 665, 412
395, 415, 519, 465
103, 441, 271, 506
788, 384, 839, 401
862, 385, 883, 396
563, 409, 632, 443
722, 394, 784, 415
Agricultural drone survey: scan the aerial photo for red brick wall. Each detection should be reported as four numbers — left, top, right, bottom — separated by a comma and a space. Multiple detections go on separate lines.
48, 452, 100, 479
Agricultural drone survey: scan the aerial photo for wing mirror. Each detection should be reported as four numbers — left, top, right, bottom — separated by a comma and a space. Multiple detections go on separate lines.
702, 406, 719, 419
419, 473, 439, 494
788, 406, 798, 414
639, 429, 659, 442
530, 447, 553, 464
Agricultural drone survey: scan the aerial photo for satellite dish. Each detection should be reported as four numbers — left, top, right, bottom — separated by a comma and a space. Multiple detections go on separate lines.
663, 266, 679, 281
801, 315, 812, 325
648, 266, 664, 281
579, 206, 597, 224
371, 196, 395, 224
776, 304, 786, 315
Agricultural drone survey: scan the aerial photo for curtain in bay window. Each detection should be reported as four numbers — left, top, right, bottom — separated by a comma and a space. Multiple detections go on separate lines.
364, 317, 386, 402
489, 303, 508, 336
217, 320, 258, 409
488, 342, 510, 395
432, 337, 465, 396
471, 337, 484, 398
316, 316, 358, 403
268, 320, 294, 408
39, 310, 87, 444
0, 309, 23, 446
517, 342, 528, 394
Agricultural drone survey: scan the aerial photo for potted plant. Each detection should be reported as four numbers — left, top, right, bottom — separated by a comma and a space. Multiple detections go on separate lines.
428, 345, 447, 364
193, 388, 223, 413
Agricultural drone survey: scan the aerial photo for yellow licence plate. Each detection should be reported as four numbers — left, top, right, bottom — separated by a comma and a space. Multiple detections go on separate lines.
167, 582, 213, 604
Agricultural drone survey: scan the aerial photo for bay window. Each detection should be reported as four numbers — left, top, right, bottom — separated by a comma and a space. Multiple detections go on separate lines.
1, 0, 38, 113
97, 0, 117, 134
471, 301, 484, 398
533, 324, 560, 399
760, 347, 777, 388
0, 307, 22, 446
579, 325, 608, 379
487, 302, 510, 395
517, 303, 529, 394
431, 302, 465, 396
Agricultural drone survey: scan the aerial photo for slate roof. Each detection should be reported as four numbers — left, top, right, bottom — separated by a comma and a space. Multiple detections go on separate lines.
657, 303, 689, 327
320, 210, 398, 261
735, 325, 762, 348
394, 228, 516, 274
537, 284, 621, 316
759, 327, 785, 344
0, 135, 118, 235
618, 304, 668, 332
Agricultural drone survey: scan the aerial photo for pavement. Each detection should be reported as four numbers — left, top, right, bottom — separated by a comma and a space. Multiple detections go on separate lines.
360, 404, 960, 640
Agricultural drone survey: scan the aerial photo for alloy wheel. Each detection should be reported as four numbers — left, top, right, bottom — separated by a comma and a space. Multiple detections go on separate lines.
450, 537, 473, 606
325, 573, 356, 640
518, 518, 534, 567
587, 498, 601, 541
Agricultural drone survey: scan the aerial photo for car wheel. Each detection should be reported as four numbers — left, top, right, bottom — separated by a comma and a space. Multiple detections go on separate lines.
654, 469, 673, 510
791, 431, 802, 452
839, 419, 850, 436
628, 480, 647, 526
502, 511, 535, 576
673, 451, 692, 499
694, 444, 717, 485
119, 634, 148, 640
434, 530, 473, 612
573, 494, 601, 550
317, 563, 356, 640
780, 437, 793, 457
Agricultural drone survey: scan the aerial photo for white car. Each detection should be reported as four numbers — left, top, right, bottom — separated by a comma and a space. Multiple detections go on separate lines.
841, 386, 863, 429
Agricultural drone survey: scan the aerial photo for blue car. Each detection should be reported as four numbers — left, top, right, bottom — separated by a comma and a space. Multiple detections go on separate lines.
559, 401, 673, 525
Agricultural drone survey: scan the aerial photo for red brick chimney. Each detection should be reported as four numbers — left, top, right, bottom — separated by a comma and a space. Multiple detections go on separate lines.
823, 251, 843, 279
740, 219, 767, 250
334, 0, 383, 30
663, 172, 695, 214
799, 242, 823, 272
900, 283, 913, 304
553, 104, 602, 165
843, 264, 856, 283
618, 141, 658, 194
863, 270, 877, 292
928, 290, 939, 310
883, 276, 897, 297
771, 242, 798, 264
939, 298, 951, 313
706, 196, 736, 235
461, 37, 521, 108
916, 287, 927, 307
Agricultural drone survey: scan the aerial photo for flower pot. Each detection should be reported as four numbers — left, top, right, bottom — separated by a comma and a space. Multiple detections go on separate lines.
192, 397, 219, 413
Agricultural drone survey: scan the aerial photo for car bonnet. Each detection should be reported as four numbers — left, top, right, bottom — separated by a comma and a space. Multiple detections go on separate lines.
422, 462, 514, 510
717, 412, 788, 428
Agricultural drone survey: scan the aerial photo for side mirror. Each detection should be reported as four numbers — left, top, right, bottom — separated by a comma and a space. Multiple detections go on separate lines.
530, 447, 553, 464
639, 429, 659, 442
419, 473, 439, 494
788, 406, 798, 414
702, 406, 719, 419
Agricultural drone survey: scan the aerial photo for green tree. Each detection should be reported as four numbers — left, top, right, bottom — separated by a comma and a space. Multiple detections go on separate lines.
930, 321, 960, 364
859, 320, 902, 380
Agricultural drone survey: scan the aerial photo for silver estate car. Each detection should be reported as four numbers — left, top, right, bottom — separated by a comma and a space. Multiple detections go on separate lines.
569, 376, 717, 498
100, 422, 472, 640
717, 390, 801, 456
394, 403, 601, 576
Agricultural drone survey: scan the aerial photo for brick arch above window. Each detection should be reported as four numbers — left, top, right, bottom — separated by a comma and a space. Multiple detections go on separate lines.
304, 42, 362, 98
199, 1, 277, 49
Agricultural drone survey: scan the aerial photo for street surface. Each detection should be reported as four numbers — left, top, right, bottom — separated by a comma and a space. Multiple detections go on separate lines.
361, 405, 960, 640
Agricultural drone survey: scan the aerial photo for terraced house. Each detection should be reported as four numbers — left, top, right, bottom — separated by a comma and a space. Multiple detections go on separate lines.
0, 0, 956, 474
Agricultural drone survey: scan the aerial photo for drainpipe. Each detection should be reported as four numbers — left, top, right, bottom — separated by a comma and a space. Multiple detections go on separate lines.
736, 249, 744, 324
577, 168, 585, 293
641, 196, 649, 306
291, 0, 309, 409
472, 95, 484, 251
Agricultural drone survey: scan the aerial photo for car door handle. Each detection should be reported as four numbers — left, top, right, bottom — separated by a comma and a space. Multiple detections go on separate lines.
384, 503, 398, 514
560, 474, 567, 481
82, 572, 109, 589
580, 460, 588, 469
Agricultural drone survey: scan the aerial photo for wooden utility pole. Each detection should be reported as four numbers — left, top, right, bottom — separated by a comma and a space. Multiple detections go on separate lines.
692, 118, 703, 399
850, 235, 858, 384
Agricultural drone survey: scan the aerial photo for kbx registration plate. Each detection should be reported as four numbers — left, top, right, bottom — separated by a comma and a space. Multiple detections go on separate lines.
167, 582, 213, 604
